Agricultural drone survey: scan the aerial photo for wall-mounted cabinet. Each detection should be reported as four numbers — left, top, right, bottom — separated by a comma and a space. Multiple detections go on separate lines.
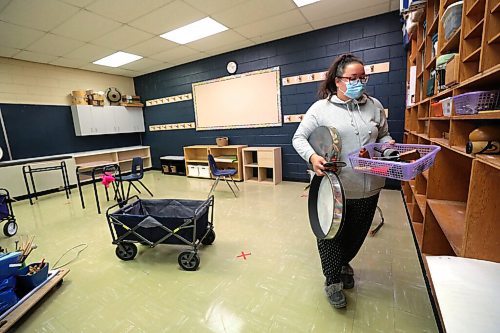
71, 105, 145, 136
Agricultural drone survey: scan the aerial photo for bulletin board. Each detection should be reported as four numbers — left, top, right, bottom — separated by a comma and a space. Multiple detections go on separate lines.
192, 67, 282, 131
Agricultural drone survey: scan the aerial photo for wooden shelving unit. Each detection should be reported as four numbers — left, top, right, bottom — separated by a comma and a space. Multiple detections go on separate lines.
404, 1, 500, 329
242, 147, 282, 185
183, 145, 247, 181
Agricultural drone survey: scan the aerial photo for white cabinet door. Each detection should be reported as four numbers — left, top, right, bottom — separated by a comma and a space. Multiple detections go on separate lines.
126, 107, 145, 132
114, 106, 134, 133
71, 105, 93, 136
92, 107, 116, 135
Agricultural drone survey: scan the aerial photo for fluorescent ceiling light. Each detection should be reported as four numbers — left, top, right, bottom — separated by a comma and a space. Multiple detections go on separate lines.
93, 51, 142, 67
160, 17, 228, 44
293, 0, 321, 7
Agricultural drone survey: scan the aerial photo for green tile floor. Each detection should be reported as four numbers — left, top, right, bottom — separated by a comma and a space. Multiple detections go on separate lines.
2, 172, 438, 332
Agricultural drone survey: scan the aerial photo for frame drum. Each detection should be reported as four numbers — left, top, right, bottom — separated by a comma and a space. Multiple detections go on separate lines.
308, 171, 346, 239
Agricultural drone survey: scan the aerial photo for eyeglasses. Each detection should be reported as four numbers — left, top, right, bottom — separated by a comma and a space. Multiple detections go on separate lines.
337, 76, 369, 84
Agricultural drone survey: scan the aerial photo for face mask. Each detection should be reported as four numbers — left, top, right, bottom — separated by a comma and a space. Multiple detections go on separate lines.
342, 81, 365, 100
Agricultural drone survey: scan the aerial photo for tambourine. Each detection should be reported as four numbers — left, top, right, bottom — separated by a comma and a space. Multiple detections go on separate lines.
307, 126, 347, 240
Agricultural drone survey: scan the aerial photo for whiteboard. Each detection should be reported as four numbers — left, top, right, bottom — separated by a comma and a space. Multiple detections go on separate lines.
192, 67, 282, 131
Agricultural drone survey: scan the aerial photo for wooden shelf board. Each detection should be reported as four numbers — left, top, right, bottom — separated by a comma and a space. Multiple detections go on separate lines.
427, 199, 466, 256
185, 159, 208, 163
466, 0, 484, 16
453, 110, 500, 119
415, 194, 427, 215
410, 131, 418, 135
492, 1, 500, 13
245, 178, 259, 183
432, 88, 453, 100
458, 64, 500, 90
430, 137, 450, 147
427, 16, 439, 36
443, 0, 457, 9
412, 222, 424, 248
417, 70, 424, 79
450, 146, 474, 159
464, 19, 484, 40
244, 163, 259, 167
76, 160, 116, 169
426, 56, 436, 69
488, 31, 500, 45
476, 155, 500, 170
418, 39, 426, 51
417, 133, 430, 140
440, 28, 461, 54
429, 117, 450, 120
463, 47, 481, 63
422, 170, 429, 180
418, 117, 429, 120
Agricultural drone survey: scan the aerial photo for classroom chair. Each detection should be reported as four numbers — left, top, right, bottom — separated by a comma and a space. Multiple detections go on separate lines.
117, 157, 153, 200
207, 154, 239, 197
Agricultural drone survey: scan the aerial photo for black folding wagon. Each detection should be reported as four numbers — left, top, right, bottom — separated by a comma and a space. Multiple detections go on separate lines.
106, 195, 215, 271
0, 188, 18, 237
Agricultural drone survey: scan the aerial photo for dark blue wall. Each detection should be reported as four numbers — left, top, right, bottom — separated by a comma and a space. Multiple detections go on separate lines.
0, 104, 141, 160
134, 11, 406, 182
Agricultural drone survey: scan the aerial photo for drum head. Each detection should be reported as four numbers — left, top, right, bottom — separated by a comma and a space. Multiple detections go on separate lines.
308, 126, 341, 163
308, 171, 346, 240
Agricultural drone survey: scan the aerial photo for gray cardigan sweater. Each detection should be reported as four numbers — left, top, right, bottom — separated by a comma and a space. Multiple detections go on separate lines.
292, 94, 393, 199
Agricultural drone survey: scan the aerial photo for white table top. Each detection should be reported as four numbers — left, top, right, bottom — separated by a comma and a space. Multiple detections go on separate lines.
427, 256, 500, 333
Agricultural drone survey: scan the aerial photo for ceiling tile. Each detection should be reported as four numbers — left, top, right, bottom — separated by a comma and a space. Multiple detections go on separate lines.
300, 0, 387, 23
64, 43, 117, 62
309, 3, 390, 29
149, 46, 200, 62
134, 62, 172, 76
80, 63, 117, 74
167, 52, 209, 67
86, 0, 168, 23
13, 51, 59, 64
129, 0, 205, 35
51, 10, 122, 42
92, 25, 155, 50
250, 23, 312, 45
188, 30, 247, 52
26, 33, 86, 57
0, 21, 46, 49
0, 46, 21, 58
212, 0, 296, 29
235, 9, 307, 39
57, 0, 96, 7
123, 37, 178, 57
183, 0, 247, 15
205, 39, 255, 56
0, 0, 80, 31
49, 57, 89, 69
120, 57, 163, 71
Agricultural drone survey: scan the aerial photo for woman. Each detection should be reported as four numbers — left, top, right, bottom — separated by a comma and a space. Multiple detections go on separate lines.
292, 53, 394, 308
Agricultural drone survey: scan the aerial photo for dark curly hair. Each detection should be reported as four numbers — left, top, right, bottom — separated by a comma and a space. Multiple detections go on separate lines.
318, 53, 364, 99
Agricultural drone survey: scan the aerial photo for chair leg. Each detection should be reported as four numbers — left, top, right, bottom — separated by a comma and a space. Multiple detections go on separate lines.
138, 180, 154, 197
224, 177, 237, 197
130, 182, 141, 194
209, 177, 220, 197
230, 175, 239, 191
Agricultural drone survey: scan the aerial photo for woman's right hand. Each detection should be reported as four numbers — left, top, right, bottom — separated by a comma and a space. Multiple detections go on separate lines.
310, 153, 327, 176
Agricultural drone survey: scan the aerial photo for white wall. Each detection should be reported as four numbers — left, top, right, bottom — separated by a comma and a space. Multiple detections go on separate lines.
0, 57, 135, 105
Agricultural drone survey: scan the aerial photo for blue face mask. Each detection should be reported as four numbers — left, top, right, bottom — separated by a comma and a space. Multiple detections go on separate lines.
343, 81, 365, 100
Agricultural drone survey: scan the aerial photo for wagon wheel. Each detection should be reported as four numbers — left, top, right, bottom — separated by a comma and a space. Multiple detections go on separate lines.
201, 229, 216, 245
3, 219, 17, 237
178, 251, 200, 271
115, 243, 137, 261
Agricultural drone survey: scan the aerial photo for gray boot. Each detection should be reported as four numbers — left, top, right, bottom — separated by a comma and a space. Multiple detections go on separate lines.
340, 264, 355, 289
324, 282, 346, 308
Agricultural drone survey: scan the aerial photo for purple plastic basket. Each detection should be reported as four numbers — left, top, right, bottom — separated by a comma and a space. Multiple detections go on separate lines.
453, 90, 500, 115
348, 143, 441, 181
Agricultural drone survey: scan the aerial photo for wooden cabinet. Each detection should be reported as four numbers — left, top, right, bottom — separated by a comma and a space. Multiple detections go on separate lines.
242, 147, 282, 185
183, 145, 247, 181
71, 105, 145, 136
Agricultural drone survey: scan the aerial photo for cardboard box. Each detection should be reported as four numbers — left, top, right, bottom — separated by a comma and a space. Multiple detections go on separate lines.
445, 55, 459, 87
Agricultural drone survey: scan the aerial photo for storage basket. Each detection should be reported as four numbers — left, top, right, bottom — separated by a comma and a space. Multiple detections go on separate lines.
443, 1, 463, 40
441, 97, 453, 116
431, 102, 443, 117
348, 143, 441, 181
453, 91, 500, 115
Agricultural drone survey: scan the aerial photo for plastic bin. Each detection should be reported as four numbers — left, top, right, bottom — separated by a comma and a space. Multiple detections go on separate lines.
441, 97, 453, 116
443, 1, 463, 41
431, 102, 444, 117
187, 165, 199, 177
0, 252, 22, 279
198, 165, 210, 178
16, 262, 49, 295
0, 288, 17, 315
453, 91, 500, 115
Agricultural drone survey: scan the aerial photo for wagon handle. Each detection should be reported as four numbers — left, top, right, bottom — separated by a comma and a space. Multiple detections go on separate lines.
194, 195, 214, 219
105, 195, 140, 216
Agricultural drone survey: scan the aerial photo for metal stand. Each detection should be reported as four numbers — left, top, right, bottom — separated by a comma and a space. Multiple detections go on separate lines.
22, 161, 71, 205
